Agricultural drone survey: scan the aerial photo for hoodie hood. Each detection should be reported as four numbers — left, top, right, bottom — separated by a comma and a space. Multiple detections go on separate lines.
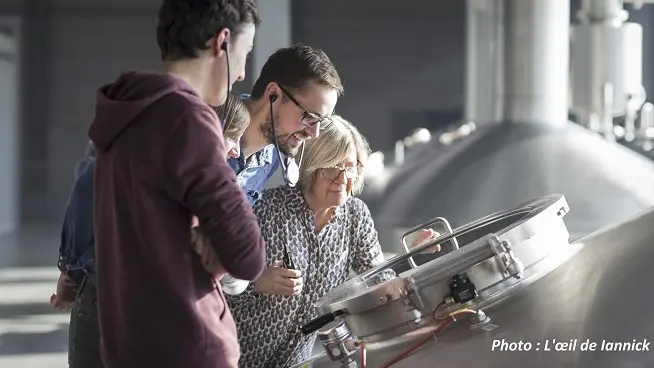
89, 71, 198, 153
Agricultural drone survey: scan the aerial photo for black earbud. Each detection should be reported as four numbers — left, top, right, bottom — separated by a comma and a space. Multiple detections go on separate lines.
221, 41, 228, 51
269, 94, 278, 103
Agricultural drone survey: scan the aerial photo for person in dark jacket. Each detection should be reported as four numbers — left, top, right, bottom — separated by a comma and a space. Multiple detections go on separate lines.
57, 160, 99, 367
50, 93, 253, 368
73, 140, 96, 179
86, 1, 264, 367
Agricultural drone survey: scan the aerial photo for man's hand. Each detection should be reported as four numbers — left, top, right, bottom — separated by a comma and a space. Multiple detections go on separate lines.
50, 271, 77, 311
410, 228, 442, 253
191, 226, 227, 277
253, 260, 303, 296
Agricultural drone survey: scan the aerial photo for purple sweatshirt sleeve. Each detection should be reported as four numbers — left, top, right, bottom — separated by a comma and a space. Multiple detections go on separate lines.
162, 107, 265, 281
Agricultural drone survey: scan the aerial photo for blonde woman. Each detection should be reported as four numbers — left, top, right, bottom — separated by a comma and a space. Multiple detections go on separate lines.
216, 93, 250, 159
222, 116, 439, 368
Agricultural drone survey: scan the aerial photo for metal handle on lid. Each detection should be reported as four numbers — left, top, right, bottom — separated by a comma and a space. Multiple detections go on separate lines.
360, 231, 461, 282
358, 195, 558, 283
401, 216, 458, 269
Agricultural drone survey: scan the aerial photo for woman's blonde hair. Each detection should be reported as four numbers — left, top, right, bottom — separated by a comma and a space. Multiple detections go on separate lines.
299, 115, 371, 195
214, 93, 251, 139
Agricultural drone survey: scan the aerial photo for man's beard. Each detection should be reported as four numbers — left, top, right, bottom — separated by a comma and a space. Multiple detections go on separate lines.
259, 115, 301, 157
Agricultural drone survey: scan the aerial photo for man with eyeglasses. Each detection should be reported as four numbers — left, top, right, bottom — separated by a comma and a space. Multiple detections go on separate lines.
208, 44, 343, 296
228, 43, 344, 206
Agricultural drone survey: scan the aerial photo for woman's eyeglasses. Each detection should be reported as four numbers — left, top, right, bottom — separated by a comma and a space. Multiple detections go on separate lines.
321, 165, 361, 180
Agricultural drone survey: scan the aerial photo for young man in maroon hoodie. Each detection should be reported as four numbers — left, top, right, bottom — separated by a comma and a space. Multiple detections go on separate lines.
86, 1, 265, 367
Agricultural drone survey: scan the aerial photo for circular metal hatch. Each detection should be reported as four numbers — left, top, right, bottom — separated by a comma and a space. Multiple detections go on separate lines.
305, 194, 574, 342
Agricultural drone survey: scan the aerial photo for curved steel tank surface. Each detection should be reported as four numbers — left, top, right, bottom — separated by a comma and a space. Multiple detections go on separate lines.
293, 195, 654, 368
364, 121, 654, 256
362, 0, 654, 254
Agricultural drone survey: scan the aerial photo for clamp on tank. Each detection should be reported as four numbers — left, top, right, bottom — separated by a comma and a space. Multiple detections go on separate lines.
468, 309, 492, 330
489, 234, 524, 279
317, 320, 361, 368
401, 277, 426, 323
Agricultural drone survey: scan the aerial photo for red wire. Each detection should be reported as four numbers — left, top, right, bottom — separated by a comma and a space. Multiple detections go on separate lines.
357, 309, 475, 367
376, 316, 454, 368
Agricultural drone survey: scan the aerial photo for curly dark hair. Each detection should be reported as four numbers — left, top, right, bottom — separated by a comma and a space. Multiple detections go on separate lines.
251, 43, 344, 99
157, 0, 260, 61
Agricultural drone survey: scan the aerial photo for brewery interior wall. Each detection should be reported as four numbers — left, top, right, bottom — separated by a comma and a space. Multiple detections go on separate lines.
0, 0, 652, 226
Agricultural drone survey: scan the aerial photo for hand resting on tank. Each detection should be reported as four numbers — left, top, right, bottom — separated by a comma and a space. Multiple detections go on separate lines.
363, 229, 442, 288
253, 260, 303, 296
410, 228, 442, 253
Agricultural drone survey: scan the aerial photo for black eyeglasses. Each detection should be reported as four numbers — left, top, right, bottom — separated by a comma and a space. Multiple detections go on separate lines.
321, 165, 362, 180
277, 84, 332, 128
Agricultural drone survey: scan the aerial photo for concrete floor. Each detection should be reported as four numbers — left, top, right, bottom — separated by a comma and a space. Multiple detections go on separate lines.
0, 225, 69, 368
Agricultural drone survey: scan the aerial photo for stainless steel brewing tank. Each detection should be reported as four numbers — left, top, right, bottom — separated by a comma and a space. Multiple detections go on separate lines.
570, 22, 644, 119
364, 121, 654, 255
293, 197, 654, 368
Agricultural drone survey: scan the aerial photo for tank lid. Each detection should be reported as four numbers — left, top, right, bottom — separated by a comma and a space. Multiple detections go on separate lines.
309, 194, 575, 340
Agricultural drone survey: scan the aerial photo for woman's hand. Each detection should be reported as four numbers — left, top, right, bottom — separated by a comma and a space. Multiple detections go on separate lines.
253, 260, 303, 296
410, 228, 442, 253
191, 226, 227, 278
